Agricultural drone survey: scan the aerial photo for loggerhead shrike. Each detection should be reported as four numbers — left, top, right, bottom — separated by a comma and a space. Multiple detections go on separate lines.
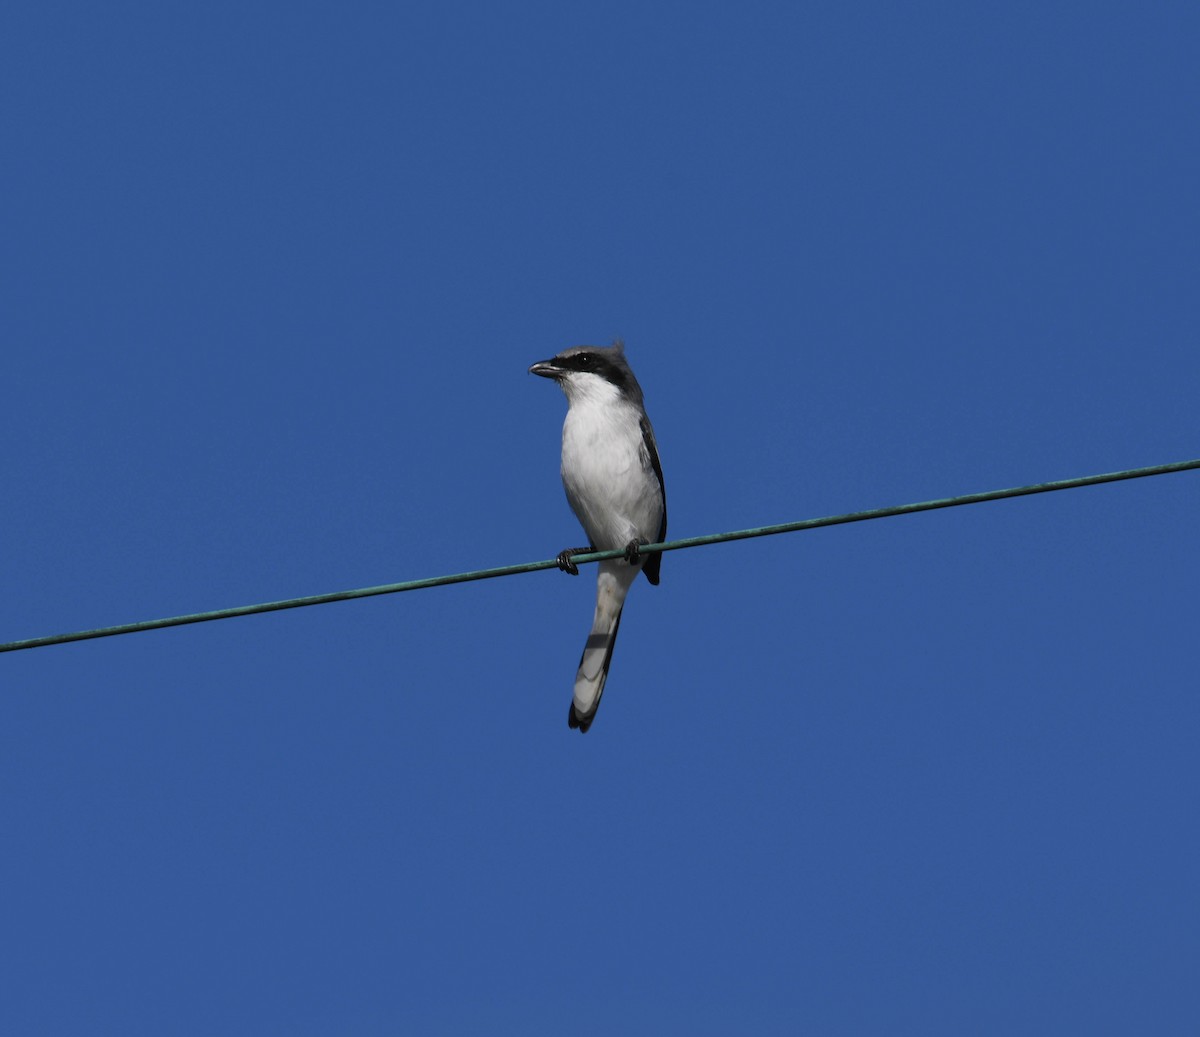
529, 340, 667, 732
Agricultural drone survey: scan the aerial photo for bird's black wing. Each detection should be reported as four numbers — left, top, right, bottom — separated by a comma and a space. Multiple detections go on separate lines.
639, 415, 667, 586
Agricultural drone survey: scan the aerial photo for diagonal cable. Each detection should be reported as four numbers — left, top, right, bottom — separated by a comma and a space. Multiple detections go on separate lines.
2, 457, 1197, 654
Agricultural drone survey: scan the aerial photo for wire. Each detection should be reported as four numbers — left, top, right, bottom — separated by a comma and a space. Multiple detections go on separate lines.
3, 457, 1197, 654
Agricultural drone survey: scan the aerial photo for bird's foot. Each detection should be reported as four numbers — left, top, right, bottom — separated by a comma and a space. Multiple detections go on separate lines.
555, 547, 590, 576
623, 537, 650, 565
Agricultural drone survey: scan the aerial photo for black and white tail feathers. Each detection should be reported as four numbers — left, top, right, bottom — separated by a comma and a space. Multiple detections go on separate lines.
567, 564, 634, 732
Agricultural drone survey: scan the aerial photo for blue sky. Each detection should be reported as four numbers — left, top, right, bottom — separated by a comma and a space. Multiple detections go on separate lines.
2, 3, 1198, 1033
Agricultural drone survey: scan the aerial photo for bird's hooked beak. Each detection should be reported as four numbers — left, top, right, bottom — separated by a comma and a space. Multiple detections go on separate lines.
529, 359, 562, 379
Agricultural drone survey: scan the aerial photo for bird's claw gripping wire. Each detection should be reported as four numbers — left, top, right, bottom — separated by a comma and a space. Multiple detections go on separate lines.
555, 547, 590, 576
557, 539, 649, 574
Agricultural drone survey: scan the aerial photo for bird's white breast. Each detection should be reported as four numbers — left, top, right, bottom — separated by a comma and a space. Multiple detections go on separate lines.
559, 376, 663, 551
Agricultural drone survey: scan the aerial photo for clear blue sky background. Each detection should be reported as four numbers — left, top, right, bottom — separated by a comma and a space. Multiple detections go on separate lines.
2, 4, 1197, 1033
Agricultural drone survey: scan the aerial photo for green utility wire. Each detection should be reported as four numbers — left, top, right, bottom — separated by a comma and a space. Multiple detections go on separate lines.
2, 457, 1197, 655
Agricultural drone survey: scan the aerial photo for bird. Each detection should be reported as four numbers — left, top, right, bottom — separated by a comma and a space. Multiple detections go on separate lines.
529, 340, 667, 732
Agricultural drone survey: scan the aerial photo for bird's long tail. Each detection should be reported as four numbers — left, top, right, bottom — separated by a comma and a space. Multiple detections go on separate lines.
569, 564, 634, 732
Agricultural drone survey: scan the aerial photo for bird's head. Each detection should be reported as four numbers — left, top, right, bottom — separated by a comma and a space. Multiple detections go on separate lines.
528, 340, 643, 406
